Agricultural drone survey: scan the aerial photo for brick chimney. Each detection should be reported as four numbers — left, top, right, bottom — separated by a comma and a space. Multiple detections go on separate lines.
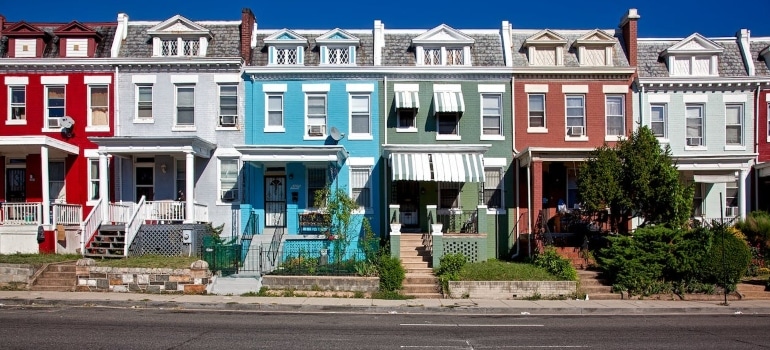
240, 8, 256, 65
0, 15, 5, 34
619, 8, 640, 67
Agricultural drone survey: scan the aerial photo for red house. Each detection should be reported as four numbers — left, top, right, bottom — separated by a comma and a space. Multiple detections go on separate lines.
511, 10, 638, 254
753, 36, 770, 212
0, 15, 116, 253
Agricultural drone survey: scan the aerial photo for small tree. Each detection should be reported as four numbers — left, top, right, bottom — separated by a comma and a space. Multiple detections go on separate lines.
314, 185, 367, 263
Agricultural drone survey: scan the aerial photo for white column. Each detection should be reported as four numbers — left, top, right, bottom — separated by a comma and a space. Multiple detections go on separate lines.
40, 146, 50, 226
739, 169, 749, 219
99, 152, 110, 220
185, 152, 195, 223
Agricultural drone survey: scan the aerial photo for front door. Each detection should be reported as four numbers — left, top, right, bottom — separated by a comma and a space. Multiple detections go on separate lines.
136, 166, 154, 201
6, 168, 26, 202
396, 181, 420, 227
265, 176, 286, 227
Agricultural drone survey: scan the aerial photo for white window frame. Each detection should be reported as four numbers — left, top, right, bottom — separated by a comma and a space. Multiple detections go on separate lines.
481, 93, 503, 139
725, 180, 739, 217
527, 93, 546, 131
650, 103, 667, 140
419, 46, 469, 66
174, 84, 195, 130
685, 104, 705, 149
270, 46, 303, 65
87, 84, 110, 131
49, 160, 66, 203
44, 85, 66, 131
217, 84, 238, 129
7, 85, 26, 125
157, 37, 204, 57
349, 94, 371, 140
322, 45, 354, 65
767, 103, 770, 143
670, 55, 716, 76
484, 167, 504, 213
350, 166, 372, 212
134, 84, 154, 123
565, 94, 586, 140
725, 103, 743, 147
87, 158, 100, 205
396, 108, 417, 132
305, 93, 327, 139
265, 93, 284, 132
218, 158, 240, 205
605, 94, 625, 139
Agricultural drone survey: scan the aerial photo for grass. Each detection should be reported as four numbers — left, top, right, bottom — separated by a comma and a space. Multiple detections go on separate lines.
0, 253, 199, 269
0, 253, 80, 267
456, 260, 562, 281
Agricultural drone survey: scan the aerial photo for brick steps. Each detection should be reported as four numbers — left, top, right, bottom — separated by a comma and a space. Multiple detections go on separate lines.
737, 282, 770, 300
399, 234, 442, 299
557, 248, 621, 300
30, 262, 76, 292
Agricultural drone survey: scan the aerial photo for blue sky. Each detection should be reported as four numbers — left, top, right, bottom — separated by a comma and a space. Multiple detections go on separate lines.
2, 0, 768, 38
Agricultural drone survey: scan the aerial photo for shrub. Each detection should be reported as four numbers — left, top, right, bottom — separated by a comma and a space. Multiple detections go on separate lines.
735, 211, 770, 258
532, 246, 577, 281
701, 227, 751, 293
435, 253, 467, 279
377, 253, 405, 292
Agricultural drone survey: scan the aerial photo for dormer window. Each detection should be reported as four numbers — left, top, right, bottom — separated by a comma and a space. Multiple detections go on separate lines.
54, 21, 101, 58
522, 29, 568, 66
147, 15, 211, 58
662, 33, 723, 77
3, 21, 46, 58
264, 29, 308, 65
413, 24, 474, 66
316, 28, 359, 65
573, 29, 615, 66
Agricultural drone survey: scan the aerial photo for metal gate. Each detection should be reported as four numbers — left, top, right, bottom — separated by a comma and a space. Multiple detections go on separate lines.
265, 176, 286, 227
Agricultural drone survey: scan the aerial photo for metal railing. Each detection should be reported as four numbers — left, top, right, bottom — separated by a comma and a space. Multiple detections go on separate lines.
242, 211, 259, 238
1, 202, 42, 226
108, 202, 134, 224
52, 203, 82, 226
124, 196, 147, 257
80, 198, 104, 255
436, 209, 478, 233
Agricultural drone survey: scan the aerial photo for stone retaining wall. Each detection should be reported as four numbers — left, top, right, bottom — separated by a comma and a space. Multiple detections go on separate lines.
0, 263, 35, 284
449, 281, 577, 299
75, 259, 211, 294
262, 275, 379, 292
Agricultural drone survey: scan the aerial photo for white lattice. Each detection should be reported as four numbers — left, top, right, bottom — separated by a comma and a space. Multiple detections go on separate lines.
446, 49, 463, 65
582, 48, 605, 66
276, 48, 298, 64
424, 49, 441, 65
182, 40, 199, 56
534, 49, 555, 66
162, 40, 178, 56
327, 48, 349, 64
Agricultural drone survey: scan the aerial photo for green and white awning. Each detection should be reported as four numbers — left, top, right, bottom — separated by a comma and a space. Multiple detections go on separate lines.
433, 91, 465, 113
389, 152, 484, 183
394, 91, 420, 109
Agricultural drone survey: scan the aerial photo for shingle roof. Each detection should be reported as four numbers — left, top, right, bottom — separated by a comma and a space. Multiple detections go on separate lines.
637, 37, 748, 78
510, 29, 630, 68
0, 24, 116, 58
250, 31, 374, 66
380, 32, 505, 66
119, 23, 240, 58
750, 41, 770, 76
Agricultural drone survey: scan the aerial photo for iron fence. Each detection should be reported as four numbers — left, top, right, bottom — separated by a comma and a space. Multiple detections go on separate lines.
437, 209, 478, 233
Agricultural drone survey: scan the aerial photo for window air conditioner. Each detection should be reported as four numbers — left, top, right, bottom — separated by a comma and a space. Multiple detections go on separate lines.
48, 118, 61, 128
686, 137, 702, 147
308, 125, 325, 136
567, 126, 584, 136
221, 190, 237, 202
220, 115, 237, 127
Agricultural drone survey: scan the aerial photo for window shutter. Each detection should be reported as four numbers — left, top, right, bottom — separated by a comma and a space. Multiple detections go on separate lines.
320, 46, 327, 64
297, 46, 304, 65
349, 46, 356, 64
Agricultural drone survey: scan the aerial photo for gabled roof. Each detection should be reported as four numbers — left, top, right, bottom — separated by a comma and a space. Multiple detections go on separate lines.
263, 29, 308, 46
315, 28, 360, 45
573, 29, 615, 46
146, 15, 211, 37
3, 21, 47, 37
663, 33, 723, 56
53, 21, 100, 38
523, 29, 568, 46
412, 24, 474, 46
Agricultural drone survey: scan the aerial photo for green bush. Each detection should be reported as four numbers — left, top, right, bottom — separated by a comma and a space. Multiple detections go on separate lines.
377, 253, 405, 292
701, 228, 751, 293
735, 211, 770, 257
435, 253, 467, 278
533, 246, 577, 281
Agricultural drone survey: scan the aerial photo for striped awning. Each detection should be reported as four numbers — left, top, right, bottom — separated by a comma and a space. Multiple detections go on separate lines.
389, 152, 485, 183
395, 91, 420, 109
433, 91, 465, 113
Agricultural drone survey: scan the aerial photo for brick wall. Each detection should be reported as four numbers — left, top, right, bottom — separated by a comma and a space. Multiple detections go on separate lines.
75, 261, 211, 294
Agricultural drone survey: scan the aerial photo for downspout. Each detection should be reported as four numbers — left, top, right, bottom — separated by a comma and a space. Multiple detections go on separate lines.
511, 157, 520, 259
384, 76, 388, 145
638, 83, 645, 127
526, 148, 532, 257
114, 66, 120, 136
755, 84, 762, 210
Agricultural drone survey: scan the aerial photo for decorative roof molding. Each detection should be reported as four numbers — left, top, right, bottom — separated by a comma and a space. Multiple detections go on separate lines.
53, 21, 100, 38
315, 28, 360, 46
523, 29, 568, 47
662, 33, 724, 56
573, 29, 615, 46
146, 15, 211, 38
3, 21, 46, 37
263, 29, 308, 46
412, 24, 475, 46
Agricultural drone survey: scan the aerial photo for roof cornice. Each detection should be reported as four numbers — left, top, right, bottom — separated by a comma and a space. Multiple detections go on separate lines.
244, 65, 512, 75
638, 76, 770, 86
512, 67, 635, 74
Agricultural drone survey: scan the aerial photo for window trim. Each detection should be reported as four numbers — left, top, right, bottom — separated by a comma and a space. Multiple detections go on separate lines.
396, 108, 418, 132
604, 94, 625, 140
417, 46, 470, 66
321, 45, 355, 65
527, 93, 546, 132
484, 167, 504, 214
685, 103, 706, 150
349, 93, 372, 140
49, 160, 66, 203
435, 112, 461, 140
269, 45, 303, 65
217, 84, 238, 130
304, 93, 327, 140
724, 103, 744, 147
7, 85, 27, 125
86, 84, 110, 132
265, 93, 285, 132
480, 93, 503, 140
306, 167, 327, 210
87, 158, 100, 206
650, 103, 668, 140
173, 84, 196, 131
350, 166, 373, 213
134, 84, 154, 123
564, 94, 587, 140
43, 85, 66, 132
217, 157, 240, 205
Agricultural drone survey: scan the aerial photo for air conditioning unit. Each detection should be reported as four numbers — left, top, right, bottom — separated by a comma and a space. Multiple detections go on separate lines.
48, 117, 61, 128
725, 206, 738, 217
686, 137, 702, 146
567, 126, 584, 136
221, 190, 237, 202
220, 115, 237, 127
308, 125, 325, 136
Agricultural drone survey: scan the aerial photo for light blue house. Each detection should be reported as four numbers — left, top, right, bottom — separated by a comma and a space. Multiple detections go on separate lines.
239, 27, 381, 262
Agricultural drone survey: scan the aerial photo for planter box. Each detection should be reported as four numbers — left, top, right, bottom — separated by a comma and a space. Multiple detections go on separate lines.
449, 280, 577, 299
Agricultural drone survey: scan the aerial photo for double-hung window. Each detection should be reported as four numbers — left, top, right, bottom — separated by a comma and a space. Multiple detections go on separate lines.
725, 104, 743, 146
437, 113, 459, 136
49, 161, 65, 203
219, 158, 239, 203
9, 86, 26, 121
528, 94, 545, 128
266, 94, 284, 130
650, 104, 667, 138
307, 168, 327, 207
46, 86, 66, 128
88, 159, 100, 201
565, 95, 585, 137
175, 85, 195, 127
484, 168, 502, 209
88, 85, 109, 128
725, 181, 739, 217
481, 94, 502, 136
218, 85, 238, 128
685, 104, 704, 147
350, 94, 371, 136
136, 85, 153, 121
351, 167, 371, 209
306, 94, 327, 137
605, 95, 624, 137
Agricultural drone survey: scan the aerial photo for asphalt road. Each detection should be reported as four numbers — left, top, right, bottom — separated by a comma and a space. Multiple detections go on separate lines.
1, 307, 769, 349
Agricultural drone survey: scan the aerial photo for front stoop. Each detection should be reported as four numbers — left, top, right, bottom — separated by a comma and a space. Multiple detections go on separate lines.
555, 246, 621, 300
399, 234, 442, 299
30, 262, 77, 292
737, 282, 770, 300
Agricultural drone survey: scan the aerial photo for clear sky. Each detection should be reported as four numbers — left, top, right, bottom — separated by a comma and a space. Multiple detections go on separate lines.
2, 0, 768, 38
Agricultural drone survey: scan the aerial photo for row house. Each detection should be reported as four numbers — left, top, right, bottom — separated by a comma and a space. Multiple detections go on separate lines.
0, 16, 116, 254
513, 11, 638, 252
750, 35, 770, 212
241, 24, 381, 259
635, 29, 770, 222
377, 23, 515, 259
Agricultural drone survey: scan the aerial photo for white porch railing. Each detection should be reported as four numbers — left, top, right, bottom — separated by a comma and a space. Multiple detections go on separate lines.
124, 196, 147, 257
194, 203, 208, 223
1, 203, 42, 226
145, 201, 185, 223
108, 202, 134, 224
81, 199, 104, 255
52, 203, 82, 226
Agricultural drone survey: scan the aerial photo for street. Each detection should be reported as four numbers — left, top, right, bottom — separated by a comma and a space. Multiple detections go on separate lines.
1, 307, 769, 349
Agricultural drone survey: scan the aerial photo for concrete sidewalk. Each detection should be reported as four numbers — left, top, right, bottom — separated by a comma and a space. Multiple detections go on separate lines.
1, 291, 770, 315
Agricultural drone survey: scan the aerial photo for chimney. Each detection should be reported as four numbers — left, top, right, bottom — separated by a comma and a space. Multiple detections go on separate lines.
619, 8, 640, 67
737, 29, 754, 76
0, 15, 5, 35
241, 8, 256, 65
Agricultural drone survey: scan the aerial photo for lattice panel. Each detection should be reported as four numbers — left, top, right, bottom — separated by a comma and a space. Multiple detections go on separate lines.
282, 240, 327, 261
128, 224, 208, 257
443, 240, 480, 263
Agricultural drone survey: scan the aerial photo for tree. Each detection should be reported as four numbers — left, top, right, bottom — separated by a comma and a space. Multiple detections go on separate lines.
313, 185, 368, 263
578, 126, 693, 232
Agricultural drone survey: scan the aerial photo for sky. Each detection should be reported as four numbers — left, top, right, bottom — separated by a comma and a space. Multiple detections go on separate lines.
2, 0, 768, 38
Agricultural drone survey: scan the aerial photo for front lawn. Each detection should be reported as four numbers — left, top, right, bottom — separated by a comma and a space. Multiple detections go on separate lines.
0, 253, 80, 267
457, 259, 562, 281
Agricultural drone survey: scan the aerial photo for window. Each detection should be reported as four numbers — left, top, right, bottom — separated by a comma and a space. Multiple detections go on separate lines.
306, 94, 327, 137
565, 95, 585, 137
274, 47, 299, 65
726, 180, 738, 217
88, 85, 109, 128
650, 104, 667, 138
605, 95, 625, 136
49, 161, 65, 202
218, 85, 238, 128
567, 168, 579, 209
397, 109, 416, 129
160, 38, 200, 57
161, 39, 178, 56
176, 159, 186, 198
482, 94, 502, 136
9, 86, 26, 121
424, 48, 441, 65
266, 94, 283, 129
351, 167, 371, 209
307, 168, 327, 207
219, 158, 239, 203
686, 104, 704, 147
89, 159, 99, 201
350, 94, 370, 135
528, 94, 545, 128
437, 113, 459, 135
182, 39, 199, 56
438, 182, 460, 209
725, 104, 743, 145
46, 86, 65, 128
671, 56, 714, 76
136, 85, 153, 120
326, 47, 350, 64
175, 85, 195, 127
484, 168, 502, 209
422, 47, 465, 65
693, 183, 703, 217
446, 48, 464, 65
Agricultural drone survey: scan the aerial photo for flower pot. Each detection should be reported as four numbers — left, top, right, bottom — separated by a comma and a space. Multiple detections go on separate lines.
431, 223, 443, 234
390, 223, 402, 234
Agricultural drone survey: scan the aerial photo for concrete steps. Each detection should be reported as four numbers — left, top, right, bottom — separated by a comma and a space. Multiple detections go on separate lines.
30, 262, 76, 292
556, 247, 621, 300
737, 282, 770, 300
399, 234, 442, 299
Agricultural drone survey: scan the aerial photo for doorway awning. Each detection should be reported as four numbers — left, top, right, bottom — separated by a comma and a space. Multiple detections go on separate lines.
235, 145, 348, 166
0, 136, 79, 156
693, 173, 736, 183
389, 152, 485, 182
88, 136, 216, 158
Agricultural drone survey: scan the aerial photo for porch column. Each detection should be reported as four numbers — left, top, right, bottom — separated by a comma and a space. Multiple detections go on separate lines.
185, 152, 194, 223
739, 169, 749, 219
99, 152, 109, 220
40, 146, 50, 226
